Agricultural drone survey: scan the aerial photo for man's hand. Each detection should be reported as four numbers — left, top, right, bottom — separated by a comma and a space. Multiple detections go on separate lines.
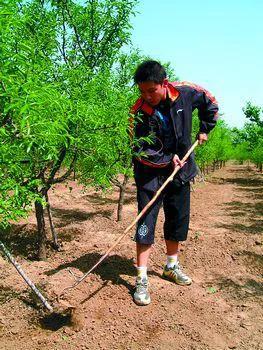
172, 154, 183, 168
198, 133, 208, 145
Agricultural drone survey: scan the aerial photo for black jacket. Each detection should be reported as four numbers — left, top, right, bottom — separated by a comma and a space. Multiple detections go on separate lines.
131, 81, 219, 189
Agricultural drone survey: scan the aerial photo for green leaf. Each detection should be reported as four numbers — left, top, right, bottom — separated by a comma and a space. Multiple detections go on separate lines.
207, 287, 217, 294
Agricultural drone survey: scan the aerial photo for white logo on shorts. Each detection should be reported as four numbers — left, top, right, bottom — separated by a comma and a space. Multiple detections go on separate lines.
138, 223, 148, 237
176, 109, 183, 115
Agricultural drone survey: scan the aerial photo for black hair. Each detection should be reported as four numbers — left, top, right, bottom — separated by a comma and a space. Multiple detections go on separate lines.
134, 60, 167, 84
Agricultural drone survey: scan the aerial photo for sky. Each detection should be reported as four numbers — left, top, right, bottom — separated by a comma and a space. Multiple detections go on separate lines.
130, 0, 263, 128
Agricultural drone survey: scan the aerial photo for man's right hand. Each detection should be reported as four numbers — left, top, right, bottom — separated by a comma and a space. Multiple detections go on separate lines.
172, 154, 184, 168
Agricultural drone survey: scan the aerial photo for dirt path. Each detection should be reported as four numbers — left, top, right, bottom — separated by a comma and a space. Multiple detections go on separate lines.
0, 163, 262, 350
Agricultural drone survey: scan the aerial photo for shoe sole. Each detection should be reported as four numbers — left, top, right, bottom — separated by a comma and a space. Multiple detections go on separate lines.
162, 274, 192, 286
133, 297, 151, 306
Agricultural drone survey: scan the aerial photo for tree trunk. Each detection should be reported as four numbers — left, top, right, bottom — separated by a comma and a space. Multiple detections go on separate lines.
202, 166, 205, 177
45, 192, 60, 251
117, 174, 129, 222
35, 200, 47, 260
213, 161, 216, 172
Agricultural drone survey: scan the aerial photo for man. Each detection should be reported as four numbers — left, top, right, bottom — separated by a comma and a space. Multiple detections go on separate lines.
130, 60, 218, 306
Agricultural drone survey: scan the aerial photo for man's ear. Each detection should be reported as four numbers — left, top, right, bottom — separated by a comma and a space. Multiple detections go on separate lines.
162, 79, 168, 87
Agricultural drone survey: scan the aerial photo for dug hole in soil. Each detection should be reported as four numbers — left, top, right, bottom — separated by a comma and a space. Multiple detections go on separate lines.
0, 163, 262, 350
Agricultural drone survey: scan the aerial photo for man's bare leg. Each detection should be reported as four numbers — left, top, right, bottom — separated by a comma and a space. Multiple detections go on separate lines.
136, 243, 152, 267
165, 239, 179, 256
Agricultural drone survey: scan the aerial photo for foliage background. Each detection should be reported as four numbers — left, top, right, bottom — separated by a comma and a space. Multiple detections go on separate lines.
0, 0, 262, 257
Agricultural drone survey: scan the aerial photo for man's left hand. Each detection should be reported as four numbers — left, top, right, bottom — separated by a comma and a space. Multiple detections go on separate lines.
198, 133, 208, 145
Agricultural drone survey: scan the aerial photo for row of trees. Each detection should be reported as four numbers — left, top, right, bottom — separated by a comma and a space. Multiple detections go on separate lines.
1, 1, 262, 260
192, 117, 233, 175
191, 102, 263, 176
232, 102, 263, 171
0, 0, 140, 259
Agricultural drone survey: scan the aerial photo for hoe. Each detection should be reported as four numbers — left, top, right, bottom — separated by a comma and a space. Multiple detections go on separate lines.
0, 140, 198, 328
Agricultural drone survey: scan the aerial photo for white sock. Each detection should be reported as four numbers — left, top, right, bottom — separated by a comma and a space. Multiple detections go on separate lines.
137, 266, 147, 279
166, 255, 178, 268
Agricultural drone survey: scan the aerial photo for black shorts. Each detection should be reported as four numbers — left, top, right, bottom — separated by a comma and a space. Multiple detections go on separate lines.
134, 177, 190, 245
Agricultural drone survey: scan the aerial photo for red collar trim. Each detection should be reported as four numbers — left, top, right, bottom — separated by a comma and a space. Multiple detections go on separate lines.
131, 82, 180, 115
131, 97, 154, 116
166, 83, 180, 102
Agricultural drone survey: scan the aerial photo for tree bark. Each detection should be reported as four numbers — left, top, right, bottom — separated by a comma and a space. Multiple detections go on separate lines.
35, 200, 47, 260
117, 174, 129, 222
45, 192, 60, 251
213, 161, 216, 172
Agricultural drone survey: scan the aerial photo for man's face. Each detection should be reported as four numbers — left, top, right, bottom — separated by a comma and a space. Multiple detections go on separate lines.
138, 80, 167, 106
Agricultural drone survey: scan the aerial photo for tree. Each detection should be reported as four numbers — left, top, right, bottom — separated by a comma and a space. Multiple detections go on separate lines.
192, 113, 234, 175
107, 50, 143, 221
232, 102, 263, 171
243, 102, 263, 128
0, 0, 138, 259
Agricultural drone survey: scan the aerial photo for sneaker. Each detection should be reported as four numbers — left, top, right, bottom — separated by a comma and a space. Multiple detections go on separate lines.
133, 277, 151, 306
162, 263, 192, 285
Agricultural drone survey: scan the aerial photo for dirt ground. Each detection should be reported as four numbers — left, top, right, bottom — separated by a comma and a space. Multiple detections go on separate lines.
0, 163, 262, 350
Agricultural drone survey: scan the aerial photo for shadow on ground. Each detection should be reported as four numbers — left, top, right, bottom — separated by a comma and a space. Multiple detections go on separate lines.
50, 207, 113, 228
40, 312, 72, 331
217, 219, 263, 235
46, 252, 134, 289
0, 225, 38, 258
216, 277, 263, 300
84, 193, 136, 205
0, 284, 47, 313
45, 252, 160, 292
0, 285, 21, 304
216, 167, 263, 236
0, 206, 118, 258
238, 250, 263, 274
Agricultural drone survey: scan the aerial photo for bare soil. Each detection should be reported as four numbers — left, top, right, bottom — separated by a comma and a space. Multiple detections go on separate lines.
0, 163, 262, 350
